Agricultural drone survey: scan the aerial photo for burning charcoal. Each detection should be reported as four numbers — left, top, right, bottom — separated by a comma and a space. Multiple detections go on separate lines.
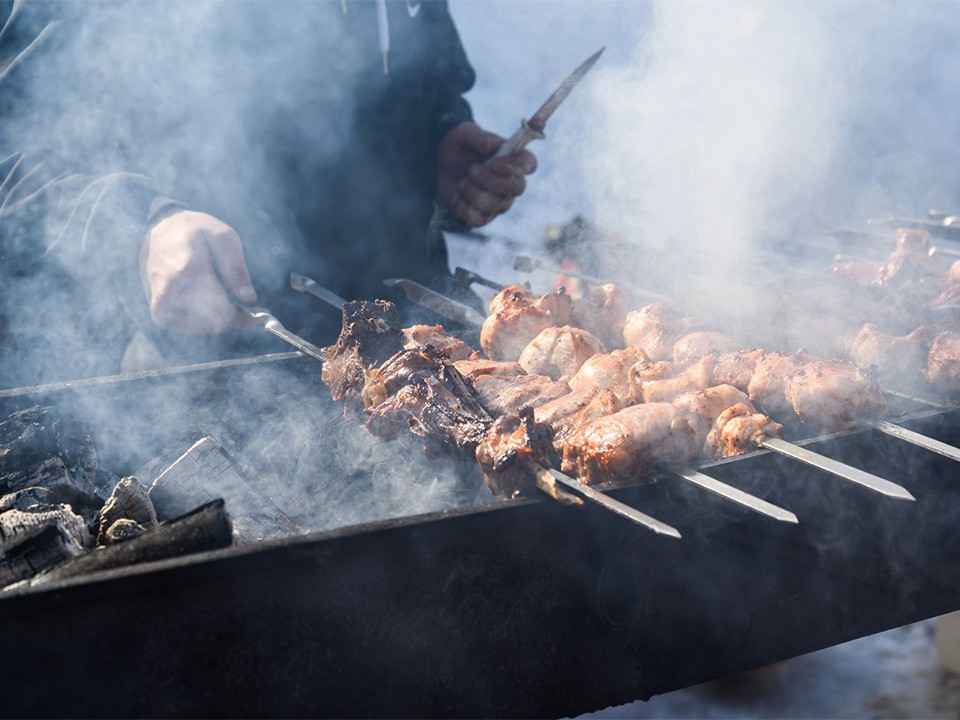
101, 518, 147, 545
29, 500, 233, 586
0, 525, 80, 588
148, 435, 300, 543
0, 406, 98, 496
0, 487, 56, 512
96, 476, 157, 547
0, 505, 91, 554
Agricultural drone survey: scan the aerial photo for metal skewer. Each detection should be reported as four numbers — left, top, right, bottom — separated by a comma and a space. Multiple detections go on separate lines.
864, 419, 960, 464
760, 437, 915, 501
383, 278, 487, 328
666, 465, 799, 523
539, 467, 682, 538
235, 305, 326, 363
290, 272, 347, 310
513, 255, 671, 302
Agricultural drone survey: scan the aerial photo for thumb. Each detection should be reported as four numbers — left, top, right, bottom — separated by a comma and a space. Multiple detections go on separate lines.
207, 228, 257, 304
461, 124, 504, 156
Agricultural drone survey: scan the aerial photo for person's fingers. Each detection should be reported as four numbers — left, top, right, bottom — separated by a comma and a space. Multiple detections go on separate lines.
468, 163, 527, 198
206, 226, 257, 304
457, 123, 504, 156
451, 196, 496, 227
488, 149, 537, 176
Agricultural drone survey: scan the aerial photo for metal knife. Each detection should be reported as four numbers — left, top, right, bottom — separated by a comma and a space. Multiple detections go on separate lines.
383, 278, 487, 328
491, 46, 605, 160
290, 272, 347, 310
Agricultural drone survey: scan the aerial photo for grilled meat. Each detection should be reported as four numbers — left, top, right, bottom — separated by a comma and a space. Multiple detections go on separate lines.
672, 331, 740, 363
475, 407, 555, 499
452, 358, 525, 381
518, 325, 607, 382
784, 358, 886, 431
622, 302, 705, 360
362, 347, 492, 460
570, 283, 630, 350
401, 324, 477, 362
705, 403, 783, 459
636, 355, 716, 403
747, 351, 814, 417
480, 284, 573, 361
568, 346, 649, 406
321, 300, 403, 405
470, 374, 571, 417
712, 348, 768, 392
672, 384, 753, 446
533, 387, 623, 450
927, 331, 960, 391
561, 403, 699, 485
850, 323, 935, 384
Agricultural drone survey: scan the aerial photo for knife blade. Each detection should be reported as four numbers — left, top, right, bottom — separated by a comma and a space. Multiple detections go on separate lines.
290, 272, 346, 310
491, 46, 605, 160
383, 278, 487, 328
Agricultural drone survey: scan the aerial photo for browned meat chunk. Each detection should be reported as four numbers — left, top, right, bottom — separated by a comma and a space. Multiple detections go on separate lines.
672, 331, 740, 363
636, 355, 716, 403
534, 387, 623, 450
401, 325, 477, 362
561, 403, 699, 485
850, 323, 935, 383
831, 258, 884, 290
321, 300, 403, 406
928, 331, 960, 392
480, 285, 573, 361
747, 351, 814, 416
475, 407, 555, 499
568, 346, 649, 406
784, 358, 886, 431
570, 283, 630, 349
518, 326, 606, 381
705, 403, 783, 459
452, 358, 525, 381
363, 347, 492, 460
713, 348, 768, 391
672, 384, 752, 446
470, 374, 571, 417
622, 302, 705, 360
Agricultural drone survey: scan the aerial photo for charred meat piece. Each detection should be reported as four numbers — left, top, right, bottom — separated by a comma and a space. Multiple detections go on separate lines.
570, 283, 630, 350
363, 347, 492, 460
672, 331, 740, 363
568, 346, 649, 406
927, 331, 960, 392
518, 326, 606, 382
401, 324, 477, 362
470, 374, 571, 417
712, 348, 768, 392
850, 323, 935, 384
480, 285, 573, 361
622, 302, 705, 360
561, 403, 699, 485
321, 300, 403, 405
534, 387, 623, 451
784, 358, 886, 432
635, 355, 716, 403
705, 403, 783, 459
475, 407, 555, 499
452, 358, 525, 381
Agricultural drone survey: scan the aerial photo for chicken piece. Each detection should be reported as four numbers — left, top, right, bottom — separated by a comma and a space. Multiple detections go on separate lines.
452, 358, 525, 381
831, 258, 883, 290
927, 331, 960, 392
561, 403, 699, 485
401, 325, 477, 362
534, 387, 623, 450
570, 283, 630, 350
321, 300, 404, 407
784, 358, 886, 432
949, 259, 960, 284
622, 303, 705, 360
747, 350, 814, 416
705, 403, 783, 459
518, 325, 607, 382
480, 285, 573, 361
568, 346, 649, 406
637, 355, 716, 403
362, 347, 492, 460
470, 374, 571, 417
713, 348, 768, 392
671, 384, 752, 447
475, 407, 555, 499
850, 323, 935, 383
672, 331, 741, 363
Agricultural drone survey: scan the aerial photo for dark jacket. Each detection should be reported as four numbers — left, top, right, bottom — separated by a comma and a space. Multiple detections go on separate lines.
0, 0, 476, 381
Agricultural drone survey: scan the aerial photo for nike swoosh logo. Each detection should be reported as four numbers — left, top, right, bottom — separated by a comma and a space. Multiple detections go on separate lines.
407, 1, 421, 18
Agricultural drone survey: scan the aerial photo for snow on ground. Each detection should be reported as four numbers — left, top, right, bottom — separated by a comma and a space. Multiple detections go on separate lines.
446, 1, 960, 717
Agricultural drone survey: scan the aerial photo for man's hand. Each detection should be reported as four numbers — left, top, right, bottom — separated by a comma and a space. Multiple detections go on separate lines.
139, 210, 259, 333
437, 122, 537, 227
